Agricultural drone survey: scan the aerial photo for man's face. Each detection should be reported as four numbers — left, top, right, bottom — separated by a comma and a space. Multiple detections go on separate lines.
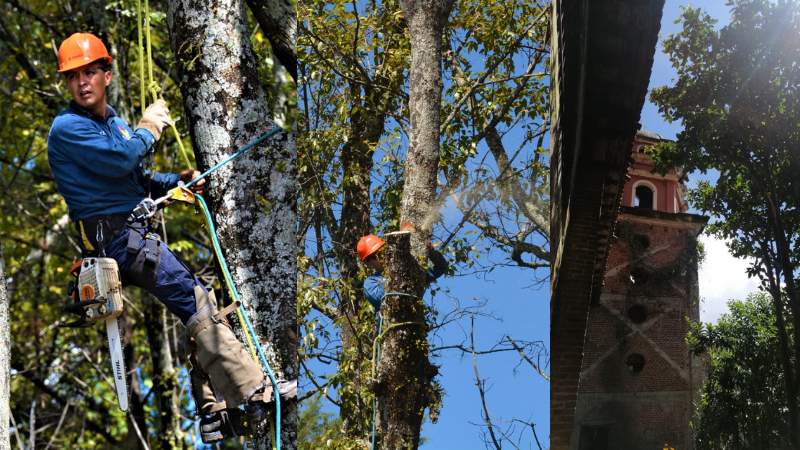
364, 250, 384, 272
65, 62, 111, 115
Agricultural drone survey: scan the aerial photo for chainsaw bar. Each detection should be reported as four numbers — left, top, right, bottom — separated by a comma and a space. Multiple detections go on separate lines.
106, 317, 128, 411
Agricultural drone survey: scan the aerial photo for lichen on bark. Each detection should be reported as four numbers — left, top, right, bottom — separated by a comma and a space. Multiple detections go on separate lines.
168, 0, 297, 448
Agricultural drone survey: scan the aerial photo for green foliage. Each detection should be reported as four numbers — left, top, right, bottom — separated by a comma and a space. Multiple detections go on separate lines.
692, 293, 791, 449
298, 393, 347, 449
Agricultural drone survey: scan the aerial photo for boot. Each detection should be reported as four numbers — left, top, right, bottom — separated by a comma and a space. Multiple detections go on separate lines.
186, 346, 229, 443
200, 408, 247, 443
186, 287, 265, 407
242, 379, 298, 435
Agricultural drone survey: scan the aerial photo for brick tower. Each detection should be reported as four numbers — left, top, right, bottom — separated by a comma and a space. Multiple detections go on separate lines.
571, 131, 708, 450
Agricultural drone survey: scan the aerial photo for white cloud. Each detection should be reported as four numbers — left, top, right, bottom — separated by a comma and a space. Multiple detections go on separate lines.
698, 234, 761, 324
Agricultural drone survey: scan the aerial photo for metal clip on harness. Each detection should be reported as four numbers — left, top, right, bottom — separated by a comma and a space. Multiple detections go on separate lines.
130, 197, 159, 222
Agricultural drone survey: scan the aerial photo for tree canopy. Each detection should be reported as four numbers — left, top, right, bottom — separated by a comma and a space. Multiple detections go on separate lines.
691, 293, 791, 449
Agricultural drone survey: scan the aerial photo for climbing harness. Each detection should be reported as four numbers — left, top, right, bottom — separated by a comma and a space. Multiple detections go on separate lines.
369, 291, 425, 450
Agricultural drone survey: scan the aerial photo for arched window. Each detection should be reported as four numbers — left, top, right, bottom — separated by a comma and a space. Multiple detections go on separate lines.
632, 181, 657, 210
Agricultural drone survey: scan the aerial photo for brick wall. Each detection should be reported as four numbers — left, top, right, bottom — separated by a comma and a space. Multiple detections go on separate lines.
572, 209, 707, 450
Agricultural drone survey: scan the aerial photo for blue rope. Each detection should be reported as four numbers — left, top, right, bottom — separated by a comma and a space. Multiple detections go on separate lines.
195, 194, 283, 449
370, 314, 382, 450
184, 127, 283, 189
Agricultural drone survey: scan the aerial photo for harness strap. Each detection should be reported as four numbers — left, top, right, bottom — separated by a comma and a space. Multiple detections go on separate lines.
76, 214, 130, 255
217, 301, 241, 320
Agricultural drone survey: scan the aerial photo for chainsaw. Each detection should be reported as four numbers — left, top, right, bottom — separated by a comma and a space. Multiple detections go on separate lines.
70, 257, 129, 412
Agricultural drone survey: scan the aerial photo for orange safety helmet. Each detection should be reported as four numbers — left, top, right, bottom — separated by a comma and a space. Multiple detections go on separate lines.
357, 234, 385, 261
57, 32, 112, 73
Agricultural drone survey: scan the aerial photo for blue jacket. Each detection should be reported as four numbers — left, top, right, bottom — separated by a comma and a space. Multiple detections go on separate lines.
48, 102, 180, 220
364, 249, 449, 311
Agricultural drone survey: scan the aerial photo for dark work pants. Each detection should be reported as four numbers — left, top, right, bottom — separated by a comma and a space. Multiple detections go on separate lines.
84, 222, 202, 324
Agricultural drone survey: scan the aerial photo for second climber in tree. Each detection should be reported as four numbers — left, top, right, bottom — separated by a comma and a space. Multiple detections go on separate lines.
357, 223, 449, 312
46, 32, 278, 443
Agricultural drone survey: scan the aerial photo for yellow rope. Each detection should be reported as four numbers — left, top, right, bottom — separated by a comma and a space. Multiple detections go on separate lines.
144, 0, 157, 103
136, 0, 145, 116
138, 0, 193, 167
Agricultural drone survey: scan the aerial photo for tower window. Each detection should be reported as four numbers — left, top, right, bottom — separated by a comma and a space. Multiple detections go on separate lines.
626, 353, 646, 373
627, 305, 647, 324
634, 185, 654, 209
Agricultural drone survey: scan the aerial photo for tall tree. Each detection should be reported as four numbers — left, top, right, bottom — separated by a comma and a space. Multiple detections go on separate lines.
690, 293, 791, 450
375, 0, 454, 448
167, 0, 298, 448
298, 0, 550, 447
652, 1, 800, 445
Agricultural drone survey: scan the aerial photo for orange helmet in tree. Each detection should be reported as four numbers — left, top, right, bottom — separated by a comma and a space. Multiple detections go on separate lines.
357, 234, 385, 261
57, 32, 112, 73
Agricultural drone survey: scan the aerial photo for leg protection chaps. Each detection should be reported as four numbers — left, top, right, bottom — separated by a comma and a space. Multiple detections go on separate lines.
185, 286, 264, 407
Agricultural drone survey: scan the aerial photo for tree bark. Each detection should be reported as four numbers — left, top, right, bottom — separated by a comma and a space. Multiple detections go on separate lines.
167, 1, 297, 448
0, 244, 10, 450
332, 80, 391, 437
397, 0, 454, 259
245, 0, 297, 80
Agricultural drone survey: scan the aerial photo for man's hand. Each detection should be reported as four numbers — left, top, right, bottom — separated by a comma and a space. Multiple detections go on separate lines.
137, 99, 172, 141
180, 169, 206, 194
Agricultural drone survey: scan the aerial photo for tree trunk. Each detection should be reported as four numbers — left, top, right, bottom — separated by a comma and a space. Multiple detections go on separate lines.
144, 297, 181, 449
167, 1, 297, 448
332, 81, 390, 437
0, 244, 10, 450
397, 0, 454, 259
377, 232, 435, 449
765, 193, 800, 446
245, 0, 297, 80
372, 1, 453, 448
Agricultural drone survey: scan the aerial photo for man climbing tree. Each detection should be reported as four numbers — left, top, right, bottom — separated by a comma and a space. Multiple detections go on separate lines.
358, 230, 448, 313
46, 32, 279, 444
